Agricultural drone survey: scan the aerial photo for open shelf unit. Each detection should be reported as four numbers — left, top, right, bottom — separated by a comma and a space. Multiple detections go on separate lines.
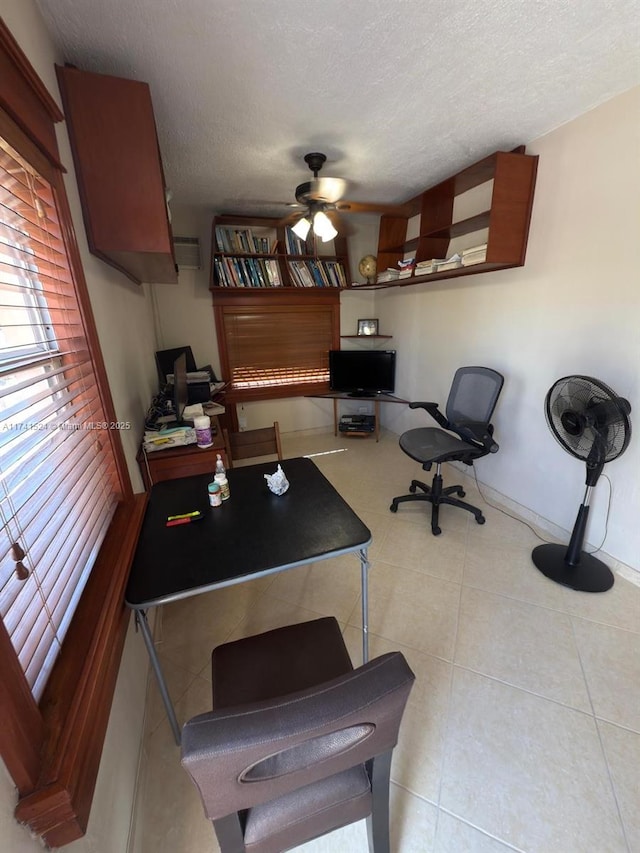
210, 215, 351, 294
357, 147, 538, 289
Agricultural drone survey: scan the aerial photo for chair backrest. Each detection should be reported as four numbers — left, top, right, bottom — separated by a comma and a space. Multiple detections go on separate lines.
181, 651, 414, 821
446, 366, 504, 426
223, 421, 282, 468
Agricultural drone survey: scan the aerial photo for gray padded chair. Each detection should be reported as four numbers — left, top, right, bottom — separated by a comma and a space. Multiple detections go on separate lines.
181, 617, 415, 853
390, 366, 504, 535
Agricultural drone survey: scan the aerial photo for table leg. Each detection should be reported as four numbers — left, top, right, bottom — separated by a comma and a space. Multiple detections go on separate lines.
333, 398, 338, 437
359, 547, 370, 663
135, 609, 181, 746
374, 400, 380, 442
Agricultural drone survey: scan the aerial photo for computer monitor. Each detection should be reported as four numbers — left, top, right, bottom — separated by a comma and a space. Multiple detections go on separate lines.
172, 352, 188, 424
155, 346, 197, 384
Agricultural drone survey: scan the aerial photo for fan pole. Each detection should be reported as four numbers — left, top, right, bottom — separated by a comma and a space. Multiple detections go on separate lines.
532, 484, 614, 592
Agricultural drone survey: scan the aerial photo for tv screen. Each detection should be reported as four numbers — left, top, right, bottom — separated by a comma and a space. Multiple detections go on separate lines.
329, 350, 396, 396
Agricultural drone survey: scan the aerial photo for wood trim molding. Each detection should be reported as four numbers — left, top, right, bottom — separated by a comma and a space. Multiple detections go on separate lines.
0, 17, 64, 168
14, 493, 148, 846
0, 620, 44, 793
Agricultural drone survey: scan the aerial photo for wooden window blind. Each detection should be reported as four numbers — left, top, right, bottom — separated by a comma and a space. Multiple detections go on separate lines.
0, 134, 120, 701
216, 298, 340, 402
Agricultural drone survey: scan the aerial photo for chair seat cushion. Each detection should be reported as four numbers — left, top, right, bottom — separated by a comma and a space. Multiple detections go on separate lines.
243, 764, 372, 853
400, 426, 479, 465
212, 616, 353, 709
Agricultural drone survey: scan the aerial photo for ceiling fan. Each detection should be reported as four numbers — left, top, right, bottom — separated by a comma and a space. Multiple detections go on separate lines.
278, 152, 411, 240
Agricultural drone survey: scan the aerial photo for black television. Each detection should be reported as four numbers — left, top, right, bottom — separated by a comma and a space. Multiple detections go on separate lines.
329, 350, 396, 396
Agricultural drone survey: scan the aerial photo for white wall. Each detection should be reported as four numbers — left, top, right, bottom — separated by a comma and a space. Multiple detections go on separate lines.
374, 87, 640, 571
1, 1, 158, 849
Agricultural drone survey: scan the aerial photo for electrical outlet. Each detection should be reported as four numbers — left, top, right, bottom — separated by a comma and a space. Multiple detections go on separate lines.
238, 415, 247, 431
358, 406, 368, 413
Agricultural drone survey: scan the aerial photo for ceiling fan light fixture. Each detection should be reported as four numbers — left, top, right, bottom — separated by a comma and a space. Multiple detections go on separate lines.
291, 216, 311, 240
313, 210, 338, 242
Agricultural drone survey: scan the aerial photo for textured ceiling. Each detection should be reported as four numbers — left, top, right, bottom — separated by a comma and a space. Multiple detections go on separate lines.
36, 0, 640, 217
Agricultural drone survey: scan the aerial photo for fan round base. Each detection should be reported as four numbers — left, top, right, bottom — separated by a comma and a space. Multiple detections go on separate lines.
531, 544, 614, 592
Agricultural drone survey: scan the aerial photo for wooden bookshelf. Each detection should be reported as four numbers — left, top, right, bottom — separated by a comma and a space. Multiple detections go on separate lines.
210, 215, 351, 293
357, 147, 538, 289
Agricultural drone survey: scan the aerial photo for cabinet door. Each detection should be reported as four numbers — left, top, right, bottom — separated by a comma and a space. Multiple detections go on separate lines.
56, 65, 178, 285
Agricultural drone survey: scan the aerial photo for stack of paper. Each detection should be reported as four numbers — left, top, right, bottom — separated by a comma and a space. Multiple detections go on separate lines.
461, 244, 488, 266
433, 254, 463, 272
143, 426, 196, 453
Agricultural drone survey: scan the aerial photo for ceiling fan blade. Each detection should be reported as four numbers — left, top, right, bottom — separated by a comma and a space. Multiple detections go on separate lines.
326, 209, 355, 236
296, 177, 348, 205
335, 200, 412, 216
276, 210, 306, 228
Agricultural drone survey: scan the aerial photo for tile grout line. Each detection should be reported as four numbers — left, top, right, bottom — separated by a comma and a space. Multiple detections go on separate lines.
568, 613, 633, 853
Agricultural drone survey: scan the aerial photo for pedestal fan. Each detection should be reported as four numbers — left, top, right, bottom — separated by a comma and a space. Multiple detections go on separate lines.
532, 375, 631, 592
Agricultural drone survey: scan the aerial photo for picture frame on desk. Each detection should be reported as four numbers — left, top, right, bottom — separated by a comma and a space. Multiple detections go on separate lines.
357, 318, 379, 336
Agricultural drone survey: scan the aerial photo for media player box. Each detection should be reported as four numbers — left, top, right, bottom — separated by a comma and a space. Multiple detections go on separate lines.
339, 414, 375, 433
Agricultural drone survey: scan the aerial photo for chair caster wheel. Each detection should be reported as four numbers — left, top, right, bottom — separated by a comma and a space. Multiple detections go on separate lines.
432, 526, 441, 536
476, 515, 485, 525
409, 484, 417, 493
390, 503, 398, 513
458, 489, 466, 498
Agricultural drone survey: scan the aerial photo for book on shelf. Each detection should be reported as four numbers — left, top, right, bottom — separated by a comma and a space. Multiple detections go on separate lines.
433, 253, 463, 272
415, 259, 435, 274
461, 243, 488, 266
376, 268, 401, 283
215, 225, 273, 254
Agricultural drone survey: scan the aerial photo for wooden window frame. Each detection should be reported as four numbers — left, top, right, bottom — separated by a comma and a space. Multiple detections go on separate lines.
0, 19, 147, 847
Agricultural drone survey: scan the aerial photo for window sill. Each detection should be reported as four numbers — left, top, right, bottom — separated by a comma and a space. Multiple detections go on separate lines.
14, 493, 148, 847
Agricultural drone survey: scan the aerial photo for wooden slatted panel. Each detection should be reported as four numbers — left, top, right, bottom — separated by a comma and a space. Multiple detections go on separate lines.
222, 304, 334, 392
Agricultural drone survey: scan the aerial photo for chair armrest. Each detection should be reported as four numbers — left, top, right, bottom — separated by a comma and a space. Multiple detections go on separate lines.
181, 652, 414, 820
454, 420, 499, 453
409, 401, 450, 429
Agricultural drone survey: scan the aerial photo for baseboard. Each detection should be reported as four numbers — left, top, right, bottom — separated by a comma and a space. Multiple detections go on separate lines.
448, 461, 639, 587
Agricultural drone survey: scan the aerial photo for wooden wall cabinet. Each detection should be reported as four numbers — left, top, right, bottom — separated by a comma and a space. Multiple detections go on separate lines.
210, 214, 350, 293
372, 147, 538, 287
56, 65, 178, 285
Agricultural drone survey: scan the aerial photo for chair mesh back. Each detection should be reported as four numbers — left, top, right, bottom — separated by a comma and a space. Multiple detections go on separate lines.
445, 367, 504, 425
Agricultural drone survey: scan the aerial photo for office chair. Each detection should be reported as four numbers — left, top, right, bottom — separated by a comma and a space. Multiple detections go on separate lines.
223, 421, 283, 468
181, 617, 415, 853
390, 366, 504, 535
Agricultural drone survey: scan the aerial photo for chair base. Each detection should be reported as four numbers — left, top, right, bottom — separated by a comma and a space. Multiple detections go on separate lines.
390, 471, 485, 535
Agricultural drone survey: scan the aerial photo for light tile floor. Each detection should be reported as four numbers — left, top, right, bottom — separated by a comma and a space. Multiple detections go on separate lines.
131, 429, 639, 853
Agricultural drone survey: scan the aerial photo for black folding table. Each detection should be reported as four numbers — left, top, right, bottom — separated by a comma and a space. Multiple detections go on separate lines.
125, 456, 372, 744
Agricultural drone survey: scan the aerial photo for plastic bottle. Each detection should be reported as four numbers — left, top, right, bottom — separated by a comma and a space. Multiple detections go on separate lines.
214, 472, 230, 500
194, 415, 212, 448
214, 453, 225, 476
207, 481, 222, 507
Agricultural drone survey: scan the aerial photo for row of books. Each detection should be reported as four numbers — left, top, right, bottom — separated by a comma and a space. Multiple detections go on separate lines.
288, 259, 347, 288
214, 255, 347, 288
284, 227, 309, 256
214, 255, 283, 287
215, 226, 276, 255
214, 225, 314, 258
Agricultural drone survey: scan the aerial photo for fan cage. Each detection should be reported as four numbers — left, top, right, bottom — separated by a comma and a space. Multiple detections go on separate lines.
545, 375, 631, 463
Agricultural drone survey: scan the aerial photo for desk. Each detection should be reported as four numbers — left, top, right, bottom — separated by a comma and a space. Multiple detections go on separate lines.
125, 457, 372, 744
137, 416, 228, 489
307, 392, 408, 441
